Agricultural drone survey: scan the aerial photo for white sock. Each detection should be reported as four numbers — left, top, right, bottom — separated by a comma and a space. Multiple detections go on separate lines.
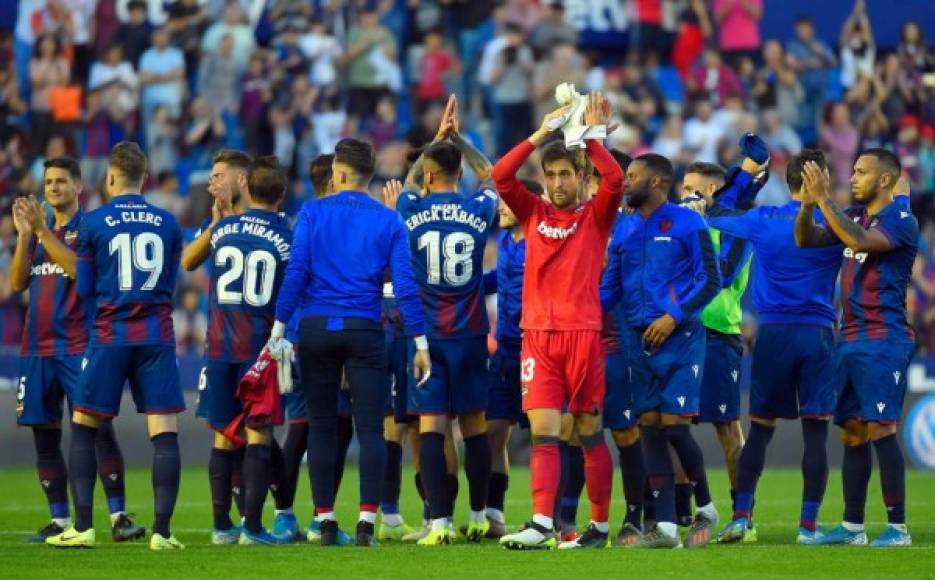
108, 511, 125, 526
842, 521, 864, 532
469, 510, 486, 523
697, 502, 717, 519
359, 511, 377, 524
532, 514, 553, 530
317, 511, 335, 522
431, 517, 448, 532
382, 513, 403, 527
592, 521, 609, 533
275, 508, 293, 517
657, 522, 678, 538
486, 508, 505, 524
889, 523, 908, 533
52, 517, 72, 528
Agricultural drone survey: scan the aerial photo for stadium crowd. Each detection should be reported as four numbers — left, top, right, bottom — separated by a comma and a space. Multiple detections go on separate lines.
0, 0, 934, 354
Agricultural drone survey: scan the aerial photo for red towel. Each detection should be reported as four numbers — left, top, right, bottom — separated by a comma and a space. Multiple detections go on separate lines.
223, 351, 283, 446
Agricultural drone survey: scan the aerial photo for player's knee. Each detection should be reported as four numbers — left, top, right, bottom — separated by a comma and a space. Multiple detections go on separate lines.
839, 420, 869, 446
459, 412, 487, 438
72, 410, 103, 429
419, 414, 447, 435
573, 411, 602, 438
867, 421, 897, 442
639, 410, 661, 427
214, 432, 237, 450
147, 414, 178, 438
528, 409, 562, 437
612, 426, 640, 447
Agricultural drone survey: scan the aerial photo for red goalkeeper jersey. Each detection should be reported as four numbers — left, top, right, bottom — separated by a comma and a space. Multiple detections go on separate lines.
491, 139, 624, 331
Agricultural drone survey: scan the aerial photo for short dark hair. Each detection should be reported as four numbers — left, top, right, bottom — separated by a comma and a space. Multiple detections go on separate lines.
309, 154, 334, 196
423, 142, 462, 178
334, 138, 376, 181
787, 149, 826, 193
212, 149, 253, 171
860, 148, 902, 180
685, 161, 727, 185
109, 141, 147, 185
247, 156, 287, 206
540, 141, 586, 174
521, 179, 545, 196
635, 153, 675, 192
43, 157, 81, 181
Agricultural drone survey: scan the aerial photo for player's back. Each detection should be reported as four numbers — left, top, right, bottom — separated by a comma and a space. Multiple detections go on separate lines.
495, 229, 525, 346
398, 190, 497, 338
207, 209, 292, 361
78, 194, 182, 346
748, 202, 842, 326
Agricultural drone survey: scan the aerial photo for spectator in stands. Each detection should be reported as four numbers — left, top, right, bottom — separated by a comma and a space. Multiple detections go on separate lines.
819, 102, 859, 191
761, 108, 803, 158
273, 24, 308, 82
88, 43, 139, 122
81, 89, 120, 194
451, 0, 496, 111
311, 88, 346, 156
343, 6, 398, 124
415, 29, 460, 113
533, 42, 586, 124
64, 0, 96, 84
299, 17, 342, 88
14, 0, 45, 102
197, 34, 240, 116
503, 0, 543, 35
240, 52, 272, 156
30, 0, 74, 61
173, 285, 207, 356
786, 16, 837, 137
363, 95, 399, 152
147, 104, 181, 177
714, 0, 763, 68
139, 27, 186, 128
684, 98, 728, 163
672, 0, 713, 79
631, 0, 666, 60
0, 65, 27, 144
114, 0, 152, 67
752, 40, 803, 130
688, 48, 743, 107
28, 33, 69, 154
166, 0, 210, 82
651, 115, 688, 166
146, 170, 186, 215
898, 21, 934, 76
530, 1, 577, 55
481, 21, 534, 156
267, 0, 313, 39
839, 0, 875, 89
92, 0, 120, 59
202, 1, 256, 70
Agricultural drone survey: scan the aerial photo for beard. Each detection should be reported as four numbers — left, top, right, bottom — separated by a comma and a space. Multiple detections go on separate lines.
625, 187, 650, 208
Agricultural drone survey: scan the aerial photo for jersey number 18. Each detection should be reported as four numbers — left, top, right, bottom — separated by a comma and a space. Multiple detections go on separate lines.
417, 231, 474, 287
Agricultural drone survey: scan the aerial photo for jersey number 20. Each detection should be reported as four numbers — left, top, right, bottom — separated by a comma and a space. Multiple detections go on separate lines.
417, 231, 474, 286
215, 247, 277, 306
109, 232, 164, 291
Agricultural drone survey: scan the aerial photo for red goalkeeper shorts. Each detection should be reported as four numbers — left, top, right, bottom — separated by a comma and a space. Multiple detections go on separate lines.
520, 329, 606, 414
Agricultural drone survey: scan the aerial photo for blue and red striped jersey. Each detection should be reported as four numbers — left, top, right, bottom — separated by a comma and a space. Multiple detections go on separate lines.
397, 189, 498, 339
839, 201, 918, 342
206, 209, 292, 362
21, 212, 87, 356
76, 194, 183, 347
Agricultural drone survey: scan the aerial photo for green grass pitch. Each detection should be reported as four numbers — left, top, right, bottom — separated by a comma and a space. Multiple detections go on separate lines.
1, 466, 933, 578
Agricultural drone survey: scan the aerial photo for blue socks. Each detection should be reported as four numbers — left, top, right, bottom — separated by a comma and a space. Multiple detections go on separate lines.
151, 432, 180, 538
800, 420, 829, 530
734, 421, 774, 519
874, 434, 906, 525
463, 434, 491, 513
419, 432, 448, 520
641, 426, 675, 524
95, 421, 125, 514
616, 440, 645, 528
69, 423, 98, 532
243, 443, 271, 534
842, 442, 872, 525
33, 428, 69, 520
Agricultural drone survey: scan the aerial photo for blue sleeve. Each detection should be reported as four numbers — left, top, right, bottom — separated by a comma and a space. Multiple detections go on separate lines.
718, 234, 753, 289
600, 236, 623, 311
165, 221, 183, 293
665, 219, 721, 323
483, 270, 498, 295
707, 208, 760, 241
876, 207, 920, 250
274, 204, 311, 324
714, 169, 753, 210
388, 217, 425, 337
396, 192, 419, 219
76, 218, 95, 301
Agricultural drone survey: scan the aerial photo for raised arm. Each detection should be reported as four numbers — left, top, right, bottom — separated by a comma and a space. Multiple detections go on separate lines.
802, 161, 891, 252
19, 197, 77, 278
9, 202, 34, 293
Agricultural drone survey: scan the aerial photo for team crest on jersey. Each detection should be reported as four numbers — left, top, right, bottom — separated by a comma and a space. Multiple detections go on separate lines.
659, 219, 673, 233
64, 230, 78, 244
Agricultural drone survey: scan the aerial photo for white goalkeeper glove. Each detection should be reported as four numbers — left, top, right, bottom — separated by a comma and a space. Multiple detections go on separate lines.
548, 83, 606, 149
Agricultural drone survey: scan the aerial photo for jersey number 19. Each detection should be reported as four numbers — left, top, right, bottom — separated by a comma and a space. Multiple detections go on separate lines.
109, 232, 164, 291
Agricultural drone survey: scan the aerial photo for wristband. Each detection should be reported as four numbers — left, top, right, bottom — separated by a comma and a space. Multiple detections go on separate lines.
414, 335, 428, 350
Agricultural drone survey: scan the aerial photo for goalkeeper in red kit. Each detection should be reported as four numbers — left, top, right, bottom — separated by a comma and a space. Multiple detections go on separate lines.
494, 93, 623, 550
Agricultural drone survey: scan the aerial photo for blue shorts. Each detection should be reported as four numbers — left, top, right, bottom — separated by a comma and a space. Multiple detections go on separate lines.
833, 340, 914, 426
628, 321, 705, 417
486, 344, 526, 425
603, 349, 639, 430
16, 355, 82, 426
697, 330, 743, 424
195, 360, 252, 430
750, 325, 835, 420
388, 336, 415, 423
74, 345, 184, 417
409, 336, 488, 416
